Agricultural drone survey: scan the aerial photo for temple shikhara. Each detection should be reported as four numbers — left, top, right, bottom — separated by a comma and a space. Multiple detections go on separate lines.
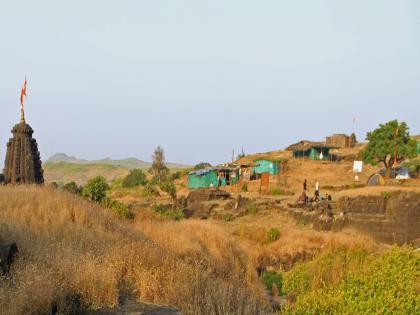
3, 79, 44, 184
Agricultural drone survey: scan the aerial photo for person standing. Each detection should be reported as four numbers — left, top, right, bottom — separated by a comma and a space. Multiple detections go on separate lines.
315, 179, 320, 200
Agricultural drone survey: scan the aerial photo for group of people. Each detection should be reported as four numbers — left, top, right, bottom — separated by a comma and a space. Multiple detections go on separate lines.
298, 178, 331, 204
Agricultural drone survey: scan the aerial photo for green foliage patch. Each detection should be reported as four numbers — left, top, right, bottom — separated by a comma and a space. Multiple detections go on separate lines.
282, 246, 419, 314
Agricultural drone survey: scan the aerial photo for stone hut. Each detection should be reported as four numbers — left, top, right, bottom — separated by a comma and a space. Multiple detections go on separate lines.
326, 133, 357, 148
3, 118, 44, 185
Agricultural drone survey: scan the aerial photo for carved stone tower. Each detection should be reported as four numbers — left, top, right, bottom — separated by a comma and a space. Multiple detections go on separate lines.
3, 122, 44, 184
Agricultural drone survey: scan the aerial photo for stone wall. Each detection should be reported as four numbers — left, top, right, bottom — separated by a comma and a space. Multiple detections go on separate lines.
337, 191, 420, 244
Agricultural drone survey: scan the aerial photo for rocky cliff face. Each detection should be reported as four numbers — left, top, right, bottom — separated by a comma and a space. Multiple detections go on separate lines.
3, 122, 44, 184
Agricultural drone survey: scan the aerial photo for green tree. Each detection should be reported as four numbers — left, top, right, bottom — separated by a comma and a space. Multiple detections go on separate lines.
363, 120, 417, 178
122, 168, 148, 188
82, 176, 109, 202
63, 181, 83, 194
149, 146, 169, 183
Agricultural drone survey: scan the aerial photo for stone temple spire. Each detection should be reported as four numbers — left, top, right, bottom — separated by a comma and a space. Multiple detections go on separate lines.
3, 80, 44, 184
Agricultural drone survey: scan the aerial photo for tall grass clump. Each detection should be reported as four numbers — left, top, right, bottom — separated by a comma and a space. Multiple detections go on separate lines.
0, 185, 269, 315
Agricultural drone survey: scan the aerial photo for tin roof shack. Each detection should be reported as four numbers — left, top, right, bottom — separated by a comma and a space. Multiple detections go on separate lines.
287, 141, 334, 160
215, 165, 240, 186
252, 159, 280, 175
188, 169, 218, 188
188, 166, 240, 188
326, 133, 357, 148
413, 135, 420, 154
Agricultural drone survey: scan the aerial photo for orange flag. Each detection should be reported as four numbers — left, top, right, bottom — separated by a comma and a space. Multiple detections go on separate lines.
20, 78, 27, 106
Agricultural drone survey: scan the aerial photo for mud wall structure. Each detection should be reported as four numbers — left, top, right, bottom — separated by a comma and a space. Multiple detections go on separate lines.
337, 191, 420, 244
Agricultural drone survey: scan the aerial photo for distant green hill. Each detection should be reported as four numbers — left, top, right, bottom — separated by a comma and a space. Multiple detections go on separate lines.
44, 153, 191, 185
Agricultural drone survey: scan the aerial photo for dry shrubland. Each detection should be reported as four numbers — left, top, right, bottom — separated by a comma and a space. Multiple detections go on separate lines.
0, 185, 270, 315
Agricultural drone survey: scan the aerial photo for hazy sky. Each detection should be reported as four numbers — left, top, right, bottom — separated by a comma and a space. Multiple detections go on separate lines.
1, 1, 419, 165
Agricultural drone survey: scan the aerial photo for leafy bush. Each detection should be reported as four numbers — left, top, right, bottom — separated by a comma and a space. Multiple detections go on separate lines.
49, 182, 59, 189
282, 246, 419, 315
102, 197, 134, 219
152, 203, 184, 221
63, 181, 83, 195
261, 271, 283, 294
241, 183, 248, 192
267, 227, 280, 242
122, 169, 147, 188
82, 176, 109, 202
170, 171, 182, 181
159, 180, 177, 201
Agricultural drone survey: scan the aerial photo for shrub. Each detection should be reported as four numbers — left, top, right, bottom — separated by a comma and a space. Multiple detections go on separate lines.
267, 227, 280, 242
223, 213, 234, 222
82, 176, 109, 202
142, 183, 159, 197
241, 183, 248, 192
122, 169, 147, 188
63, 181, 82, 195
282, 246, 419, 315
246, 204, 258, 215
49, 182, 59, 189
152, 203, 184, 221
159, 180, 177, 201
270, 188, 284, 196
261, 271, 283, 294
102, 197, 134, 219
170, 171, 182, 181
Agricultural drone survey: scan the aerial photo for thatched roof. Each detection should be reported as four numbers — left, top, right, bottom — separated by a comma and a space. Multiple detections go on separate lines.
286, 140, 328, 151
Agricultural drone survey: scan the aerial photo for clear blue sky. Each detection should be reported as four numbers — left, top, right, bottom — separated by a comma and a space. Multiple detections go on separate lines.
0, 1, 419, 165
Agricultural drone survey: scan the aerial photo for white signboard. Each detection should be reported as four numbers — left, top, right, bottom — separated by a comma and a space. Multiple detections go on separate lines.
353, 161, 363, 173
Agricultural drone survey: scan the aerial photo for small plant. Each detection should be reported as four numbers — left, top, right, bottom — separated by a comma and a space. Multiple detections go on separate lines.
241, 183, 248, 192
223, 213, 234, 222
382, 191, 391, 200
246, 204, 258, 215
267, 227, 280, 242
261, 270, 283, 294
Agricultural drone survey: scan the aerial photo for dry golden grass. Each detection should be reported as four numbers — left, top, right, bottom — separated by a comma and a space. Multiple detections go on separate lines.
0, 185, 270, 315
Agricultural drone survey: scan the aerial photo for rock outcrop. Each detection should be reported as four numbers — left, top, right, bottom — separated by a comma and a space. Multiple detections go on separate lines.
3, 122, 44, 184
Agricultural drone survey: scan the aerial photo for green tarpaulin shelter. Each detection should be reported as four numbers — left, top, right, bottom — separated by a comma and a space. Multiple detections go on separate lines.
252, 159, 280, 175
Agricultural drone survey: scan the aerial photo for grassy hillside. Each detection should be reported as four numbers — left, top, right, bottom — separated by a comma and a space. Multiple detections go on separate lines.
43, 161, 130, 185
0, 186, 269, 315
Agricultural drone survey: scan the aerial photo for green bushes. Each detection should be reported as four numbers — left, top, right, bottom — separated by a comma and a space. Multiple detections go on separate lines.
159, 180, 177, 201
82, 176, 109, 202
282, 246, 419, 314
142, 183, 159, 197
152, 203, 184, 221
122, 168, 147, 188
63, 181, 83, 195
101, 197, 134, 219
261, 271, 283, 294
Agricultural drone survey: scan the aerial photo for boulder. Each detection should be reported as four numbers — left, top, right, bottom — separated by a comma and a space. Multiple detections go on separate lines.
0, 241, 18, 274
